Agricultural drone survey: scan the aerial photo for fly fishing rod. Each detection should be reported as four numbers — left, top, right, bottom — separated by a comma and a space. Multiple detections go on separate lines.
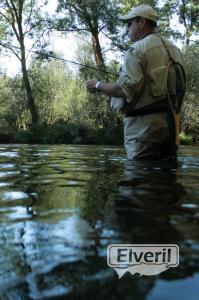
0, 42, 118, 77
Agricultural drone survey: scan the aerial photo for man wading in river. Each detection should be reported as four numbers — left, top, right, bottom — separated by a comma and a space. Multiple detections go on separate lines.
85, 4, 186, 160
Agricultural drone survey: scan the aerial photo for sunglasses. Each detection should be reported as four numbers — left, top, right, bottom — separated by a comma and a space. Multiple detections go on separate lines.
127, 20, 133, 27
127, 18, 138, 27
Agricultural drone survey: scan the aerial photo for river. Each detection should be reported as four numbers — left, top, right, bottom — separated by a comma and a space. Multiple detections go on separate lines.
0, 144, 199, 299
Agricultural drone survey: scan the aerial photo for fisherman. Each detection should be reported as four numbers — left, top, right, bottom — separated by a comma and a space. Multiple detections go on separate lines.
85, 4, 186, 160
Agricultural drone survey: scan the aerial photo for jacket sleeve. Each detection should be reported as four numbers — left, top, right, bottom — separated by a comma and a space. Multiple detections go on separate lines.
116, 47, 144, 103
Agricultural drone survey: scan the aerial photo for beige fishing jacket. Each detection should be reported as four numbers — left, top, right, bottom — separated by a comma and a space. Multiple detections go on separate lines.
116, 32, 184, 159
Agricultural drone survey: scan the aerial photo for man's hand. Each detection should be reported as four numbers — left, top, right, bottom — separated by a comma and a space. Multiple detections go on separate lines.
85, 79, 98, 93
85, 79, 125, 98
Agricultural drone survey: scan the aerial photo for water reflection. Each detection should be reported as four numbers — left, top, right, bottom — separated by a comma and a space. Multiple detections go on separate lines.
104, 160, 186, 244
0, 145, 199, 299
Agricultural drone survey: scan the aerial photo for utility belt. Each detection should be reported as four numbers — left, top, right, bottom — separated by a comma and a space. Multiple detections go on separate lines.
124, 99, 168, 118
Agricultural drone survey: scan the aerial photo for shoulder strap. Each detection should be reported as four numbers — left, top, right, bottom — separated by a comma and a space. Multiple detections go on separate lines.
158, 35, 174, 61
157, 34, 187, 147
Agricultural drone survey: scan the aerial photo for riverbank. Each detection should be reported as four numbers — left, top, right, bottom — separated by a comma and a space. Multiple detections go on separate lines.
0, 124, 124, 145
0, 124, 197, 146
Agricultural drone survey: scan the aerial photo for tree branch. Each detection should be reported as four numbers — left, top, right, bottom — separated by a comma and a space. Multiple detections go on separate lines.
7, 0, 19, 23
101, 30, 126, 52
23, 20, 43, 35
0, 42, 21, 61
0, 10, 10, 22
4, 0, 20, 41
25, 27, 49, 60
25, 0, 34, 32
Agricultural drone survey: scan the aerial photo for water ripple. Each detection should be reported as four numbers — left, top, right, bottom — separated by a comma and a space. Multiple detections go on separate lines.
0, 144, 198, 299
0, 191, 29, 201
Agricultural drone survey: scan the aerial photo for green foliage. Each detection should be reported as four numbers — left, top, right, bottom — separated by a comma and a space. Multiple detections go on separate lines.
0, 0, 52, 125
56, 0, 120, 34
55, 0, 121, 65
0, 55, 123, 145
180, 132, 194, 145
0, 127, 15, 143
0, 0, 49, 46
161, 0, 199, 45
184, 44, 199, 96
181, 97, 199, 142
0, 0, 198, 145
0, 75, 28, 127
181, 44, 199, 142
76, 41, 97, 80
29, 59, 68, 124
0, 76, 13, 123
29, 58, 113, 130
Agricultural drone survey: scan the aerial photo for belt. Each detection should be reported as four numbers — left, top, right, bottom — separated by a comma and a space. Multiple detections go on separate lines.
125, 99, 168, 117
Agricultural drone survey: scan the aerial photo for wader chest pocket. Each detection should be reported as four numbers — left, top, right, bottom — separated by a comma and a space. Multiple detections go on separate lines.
149, 65, 167, 97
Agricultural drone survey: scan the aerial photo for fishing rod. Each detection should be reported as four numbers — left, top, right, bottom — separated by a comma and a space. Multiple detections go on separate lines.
0, 42, 118, 77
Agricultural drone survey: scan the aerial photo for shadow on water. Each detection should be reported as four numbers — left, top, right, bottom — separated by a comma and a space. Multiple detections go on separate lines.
106, 160, 186, 244
0, 145, 199, 299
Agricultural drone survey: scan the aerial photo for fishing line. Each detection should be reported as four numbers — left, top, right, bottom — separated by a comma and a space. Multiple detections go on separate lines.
0, 42, 118, 77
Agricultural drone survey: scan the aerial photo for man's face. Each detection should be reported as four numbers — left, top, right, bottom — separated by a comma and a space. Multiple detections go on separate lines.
126, 18, 143, 42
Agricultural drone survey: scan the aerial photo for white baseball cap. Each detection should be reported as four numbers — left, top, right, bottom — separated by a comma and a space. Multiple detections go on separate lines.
119, 4, 158, 23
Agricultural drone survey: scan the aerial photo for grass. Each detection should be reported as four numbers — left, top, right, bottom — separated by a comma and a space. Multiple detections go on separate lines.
0, 123, 123, 145
179, 132, 194, 145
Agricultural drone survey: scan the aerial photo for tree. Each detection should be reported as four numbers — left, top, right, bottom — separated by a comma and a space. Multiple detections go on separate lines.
161, 0, 199, 46
55, 0, 120, 70
29, 58, 70, 125
0, 0, 49, 125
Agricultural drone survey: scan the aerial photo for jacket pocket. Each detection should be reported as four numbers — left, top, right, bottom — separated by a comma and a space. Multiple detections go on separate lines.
149, 65, 168, 97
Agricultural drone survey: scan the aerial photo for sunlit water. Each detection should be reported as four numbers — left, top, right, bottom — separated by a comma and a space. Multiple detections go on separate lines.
0, 144, 199, 300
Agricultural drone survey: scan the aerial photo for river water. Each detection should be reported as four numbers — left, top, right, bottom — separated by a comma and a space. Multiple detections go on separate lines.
0, 144, 199, 300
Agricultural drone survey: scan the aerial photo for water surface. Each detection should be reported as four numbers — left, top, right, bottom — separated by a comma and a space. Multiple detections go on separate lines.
0, 144, 199, 299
